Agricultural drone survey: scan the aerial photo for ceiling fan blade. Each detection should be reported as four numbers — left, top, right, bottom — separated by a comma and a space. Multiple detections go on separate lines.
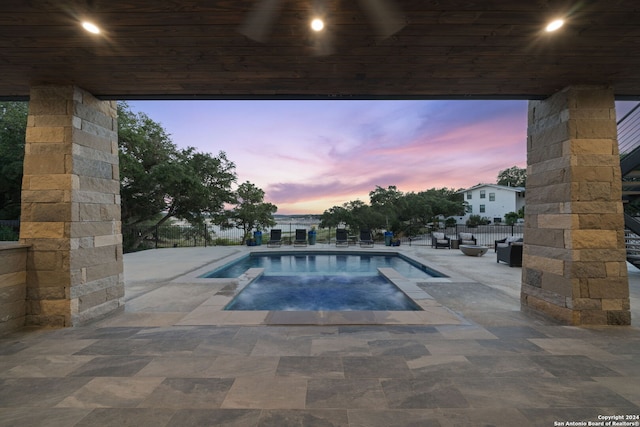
239, 0, 284, 43
357, 0, 405, 39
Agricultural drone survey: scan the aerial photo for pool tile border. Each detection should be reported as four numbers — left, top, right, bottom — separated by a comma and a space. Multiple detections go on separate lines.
168, 247, 468, 326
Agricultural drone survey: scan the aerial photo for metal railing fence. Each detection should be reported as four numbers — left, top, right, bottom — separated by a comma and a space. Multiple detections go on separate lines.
121, 223, 524, 252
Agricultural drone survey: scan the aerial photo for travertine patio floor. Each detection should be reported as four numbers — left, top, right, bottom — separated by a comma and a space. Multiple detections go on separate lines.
1, 245, 638, 426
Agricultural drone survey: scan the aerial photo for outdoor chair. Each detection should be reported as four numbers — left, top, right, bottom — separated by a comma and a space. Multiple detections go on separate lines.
336, 228, 349, 247
294, 229, 308, 246
496, 241, 523, 267
267, 229, 282, 247
458, 232, 477, 246
494, 236, 523, 252
431, 232, 450, 249
359, 230, 374, 247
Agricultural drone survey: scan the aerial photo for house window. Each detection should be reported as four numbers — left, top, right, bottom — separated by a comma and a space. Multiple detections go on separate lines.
480, 190, 486, 199
489, 192, 495, 201
467, 193, 472, 200
480, 204, 486, 213
468, 205, 473, 213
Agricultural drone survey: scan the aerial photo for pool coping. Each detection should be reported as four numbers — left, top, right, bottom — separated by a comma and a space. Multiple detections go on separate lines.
168, 247, 469, 326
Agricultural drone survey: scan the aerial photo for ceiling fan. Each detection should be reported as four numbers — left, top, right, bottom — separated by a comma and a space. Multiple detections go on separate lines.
238, 0, 405, 55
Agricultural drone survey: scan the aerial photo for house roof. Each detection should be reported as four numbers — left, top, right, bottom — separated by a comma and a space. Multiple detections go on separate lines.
458, 184, 525, 193
1, 1, 640, 100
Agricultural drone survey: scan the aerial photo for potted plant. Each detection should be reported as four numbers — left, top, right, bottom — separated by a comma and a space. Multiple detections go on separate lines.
308, 226, 317, 245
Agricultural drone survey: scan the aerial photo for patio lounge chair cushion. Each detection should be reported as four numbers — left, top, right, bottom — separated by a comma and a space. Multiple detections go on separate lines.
336, 228, 349, 246
267, 229, 282, 247
459, 232, 476, 245
494, 236, 523, 251
294, 229, 308, 246
432, 232, 450, 249
359, 230, 374, 247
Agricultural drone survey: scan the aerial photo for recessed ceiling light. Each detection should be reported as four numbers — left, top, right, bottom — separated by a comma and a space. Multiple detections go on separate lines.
545, 19, 564, 32
82, 21, 101, 34
311, 18, 324, 32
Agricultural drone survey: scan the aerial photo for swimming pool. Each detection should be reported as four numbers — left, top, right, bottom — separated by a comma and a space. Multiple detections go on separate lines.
225, 274, 422, 311
202, 251, 444, 279
200, 251, 444, 311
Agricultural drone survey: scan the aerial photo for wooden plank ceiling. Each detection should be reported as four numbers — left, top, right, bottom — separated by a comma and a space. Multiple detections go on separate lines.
1, 0, 640, 100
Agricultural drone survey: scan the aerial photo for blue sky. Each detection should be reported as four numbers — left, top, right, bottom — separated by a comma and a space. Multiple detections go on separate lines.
129, 100, 637, 214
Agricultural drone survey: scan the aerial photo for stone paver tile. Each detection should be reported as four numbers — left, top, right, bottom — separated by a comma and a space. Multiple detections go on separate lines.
528, 338, 629, 361
138, 378, 234, 409
524, 377, 638, 408
406, 355, 477, 380
221, 377, 307, 409
73, 339, 153, 356
166, 409, 261, 427
434, 325, 498, 340
13, 339, 97, 356
0, 377, 91, 407
257, 409, 349, 427
193, 337, 257, 356
342, 356, 413, 379
347, 409, 442, 427
465, 355, 555, 377
276, 356, 344, 379
0, 408, 91, 427
367, 339, 430, 359
310, 337, 371, 356
135, 356, 216, 377
95, 312, 187, 328
381, 377, 469, 409
594, 377, 640, 406
306, 379, 386, 409
175, 307, 231, 326
68, 356, 153, 377
2, 355, 96, 378
251, 336, 312, 356
74, 408, 175, 427
528, 355, 623, 378
203, 355, 279, 378
55, 377, 165, 408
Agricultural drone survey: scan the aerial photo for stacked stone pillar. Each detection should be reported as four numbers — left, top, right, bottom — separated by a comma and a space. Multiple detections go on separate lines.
20, 85, 124, 327
522, 85, 630, 325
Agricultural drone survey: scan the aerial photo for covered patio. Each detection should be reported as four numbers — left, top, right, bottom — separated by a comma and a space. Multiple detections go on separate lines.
0, 1, 639, 424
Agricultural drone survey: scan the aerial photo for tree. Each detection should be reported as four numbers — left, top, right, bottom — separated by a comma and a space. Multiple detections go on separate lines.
369, 185, 404, 230
504, 211, 519, 226
497, 166, 526, 187
0, 102, 28, 219
223, 181, 277, 243
118, 102, 237, 249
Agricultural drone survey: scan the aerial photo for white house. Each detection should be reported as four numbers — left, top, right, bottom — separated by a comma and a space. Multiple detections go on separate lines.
454, 184, 525, 224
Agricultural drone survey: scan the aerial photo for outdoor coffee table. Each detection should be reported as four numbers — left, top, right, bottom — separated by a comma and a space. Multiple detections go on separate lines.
459, 244, 489, 257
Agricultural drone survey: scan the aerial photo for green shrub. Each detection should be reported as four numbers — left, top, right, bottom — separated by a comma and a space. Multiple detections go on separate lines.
0, 225, 18, 241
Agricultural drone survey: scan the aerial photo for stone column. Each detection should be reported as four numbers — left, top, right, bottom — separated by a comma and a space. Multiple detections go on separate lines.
20, 86, 124, 327
522, 85, 630, 325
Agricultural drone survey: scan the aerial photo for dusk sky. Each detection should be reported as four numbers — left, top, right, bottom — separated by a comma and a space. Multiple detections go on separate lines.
128, 100, 637, 215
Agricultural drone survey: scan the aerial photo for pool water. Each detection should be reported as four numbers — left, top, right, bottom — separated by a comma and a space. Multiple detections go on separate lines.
203, 252, 443, 279
225, 274, 422, 311
202, 252, 443, 311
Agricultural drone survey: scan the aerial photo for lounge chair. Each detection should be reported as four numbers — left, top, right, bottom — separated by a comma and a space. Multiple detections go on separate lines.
458, 232, 477, 246
359, 230, 374, 247
267, 229, 282, 247
336, 228, 349, 247
431, 232, 450, 249
294, 229, 308, 246
494, 236, 523, 252
496, 241, 523, 267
